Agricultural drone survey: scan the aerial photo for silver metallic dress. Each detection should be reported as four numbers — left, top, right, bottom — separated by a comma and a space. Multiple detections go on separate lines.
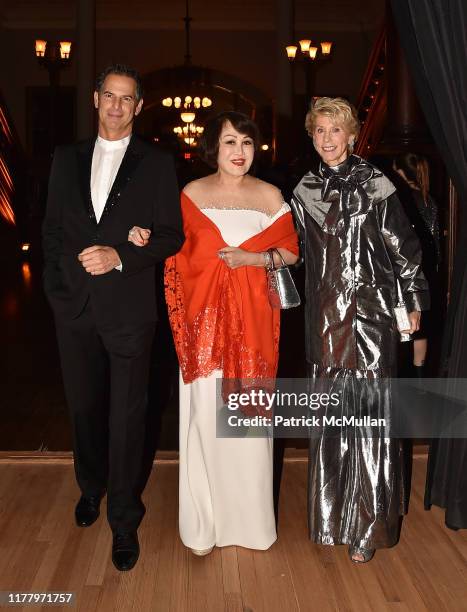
291, 155, 430, 549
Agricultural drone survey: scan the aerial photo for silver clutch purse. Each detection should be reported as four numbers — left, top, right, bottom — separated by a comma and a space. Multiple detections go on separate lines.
266, 248, 301, 309
394, 279, 412, 342
394, 304, 412, 342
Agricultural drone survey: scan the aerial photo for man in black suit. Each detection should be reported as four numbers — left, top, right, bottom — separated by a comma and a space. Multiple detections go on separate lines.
42, 64, 184, 571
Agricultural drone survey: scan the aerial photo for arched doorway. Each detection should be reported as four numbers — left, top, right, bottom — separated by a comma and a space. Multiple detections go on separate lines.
137, 65, 273, 164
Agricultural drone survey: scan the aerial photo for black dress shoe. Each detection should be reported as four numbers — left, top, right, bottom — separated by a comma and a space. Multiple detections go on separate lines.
75, 494, 103, 527
112, 531, 139, 571
446, 522, 459, 531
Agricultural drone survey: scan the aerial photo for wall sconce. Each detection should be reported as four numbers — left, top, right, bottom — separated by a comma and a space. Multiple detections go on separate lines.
35, 39, 72, 64
286, 45, 298, 60
299, 39, 312, 54
35, 40, 47, 57
59, 41, 72, 59
309, 47, 318, 60
285, 39, 333, 62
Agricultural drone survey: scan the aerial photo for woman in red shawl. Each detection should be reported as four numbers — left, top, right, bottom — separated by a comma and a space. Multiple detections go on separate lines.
129, 111, 298, 555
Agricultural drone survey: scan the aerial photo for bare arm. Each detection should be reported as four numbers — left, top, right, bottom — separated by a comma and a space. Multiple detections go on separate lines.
217, 247, 297, 269
218, 184, 298, 269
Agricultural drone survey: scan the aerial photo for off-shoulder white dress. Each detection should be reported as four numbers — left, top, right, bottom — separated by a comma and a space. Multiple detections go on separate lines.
178, 204, 290, 551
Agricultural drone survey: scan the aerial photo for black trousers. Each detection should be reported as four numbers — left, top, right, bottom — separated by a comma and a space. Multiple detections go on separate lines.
56, 301, 155, 532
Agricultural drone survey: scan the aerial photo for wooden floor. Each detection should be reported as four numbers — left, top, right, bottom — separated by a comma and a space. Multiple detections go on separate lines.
0, 455, 466, 612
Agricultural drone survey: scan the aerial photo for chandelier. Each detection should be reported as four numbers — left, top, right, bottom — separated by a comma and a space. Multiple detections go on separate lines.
161, 0, 213, 128
162, 95, 212, 110
173, 123, 204, 147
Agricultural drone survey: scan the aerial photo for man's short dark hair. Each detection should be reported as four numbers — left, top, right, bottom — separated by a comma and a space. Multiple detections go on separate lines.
199, 111, 260, 169
95, 64, 143, 101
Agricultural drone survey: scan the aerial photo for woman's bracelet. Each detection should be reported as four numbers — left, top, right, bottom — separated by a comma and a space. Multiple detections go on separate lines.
263, 250, 273, 269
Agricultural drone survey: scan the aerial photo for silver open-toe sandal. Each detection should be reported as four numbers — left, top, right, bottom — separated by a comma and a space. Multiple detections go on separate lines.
348, 546, 375, 563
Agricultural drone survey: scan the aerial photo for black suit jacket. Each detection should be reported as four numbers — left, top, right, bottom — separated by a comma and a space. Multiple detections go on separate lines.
42, 134, 184, 325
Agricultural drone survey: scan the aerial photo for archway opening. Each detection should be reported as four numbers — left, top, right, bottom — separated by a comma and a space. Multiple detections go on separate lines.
137, 65, 273, 166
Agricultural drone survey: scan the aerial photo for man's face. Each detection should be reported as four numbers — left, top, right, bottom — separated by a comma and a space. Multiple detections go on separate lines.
93, 73, 143, 139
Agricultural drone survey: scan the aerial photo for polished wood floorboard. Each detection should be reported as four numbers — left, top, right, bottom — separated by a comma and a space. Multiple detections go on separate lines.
0, 456, 465, 612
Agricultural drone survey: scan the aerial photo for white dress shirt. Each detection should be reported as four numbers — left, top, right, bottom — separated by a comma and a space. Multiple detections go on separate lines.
90, 134, 130, 271
91, 134, 131, 223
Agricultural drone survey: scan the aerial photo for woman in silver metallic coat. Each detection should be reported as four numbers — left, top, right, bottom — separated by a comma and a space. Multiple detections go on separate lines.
291, 98, 430, 563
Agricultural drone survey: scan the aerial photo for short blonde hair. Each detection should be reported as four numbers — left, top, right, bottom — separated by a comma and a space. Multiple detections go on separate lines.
305, 97, 360, 146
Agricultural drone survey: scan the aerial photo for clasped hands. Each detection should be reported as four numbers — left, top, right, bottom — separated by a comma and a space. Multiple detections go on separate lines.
78, 226, 152, 275
78, 245, 121, 275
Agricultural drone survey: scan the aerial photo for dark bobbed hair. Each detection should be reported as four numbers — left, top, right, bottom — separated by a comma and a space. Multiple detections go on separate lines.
199, 111, 260, 169
95, 64, 143, 102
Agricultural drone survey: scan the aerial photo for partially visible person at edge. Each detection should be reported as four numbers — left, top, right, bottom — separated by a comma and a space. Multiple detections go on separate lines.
393, 153, 441, 378
128, 111, 299, 555
290, 97, 430, 563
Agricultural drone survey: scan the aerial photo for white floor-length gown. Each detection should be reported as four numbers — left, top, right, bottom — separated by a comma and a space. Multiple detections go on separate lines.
178, 204, 289, 551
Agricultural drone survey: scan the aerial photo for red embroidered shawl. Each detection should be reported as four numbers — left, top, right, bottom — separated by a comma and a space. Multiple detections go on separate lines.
164, 193, 299, 387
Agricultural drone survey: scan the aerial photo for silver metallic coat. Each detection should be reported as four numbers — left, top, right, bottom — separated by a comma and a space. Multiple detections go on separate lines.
292, 155, 430, 371
291, 155, 430, 549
